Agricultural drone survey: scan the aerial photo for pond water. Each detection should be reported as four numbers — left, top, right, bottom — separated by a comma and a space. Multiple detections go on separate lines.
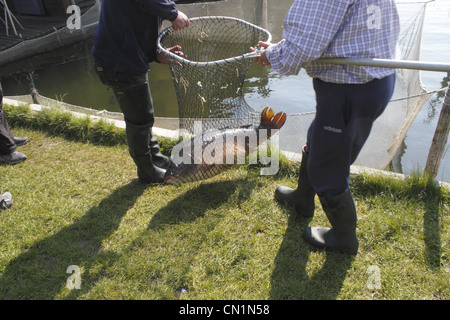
1, 0, 449, 182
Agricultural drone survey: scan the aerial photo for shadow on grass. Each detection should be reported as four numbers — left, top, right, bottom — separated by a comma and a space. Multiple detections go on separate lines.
0, 180, 147, 299
270, 174, 448, 299
147, 179, 255, 230
423, 194, 443, 270
67, 178, 255, 299
351, 173, 446, 270
0, 177, 256, 299
269, 213, 353, 300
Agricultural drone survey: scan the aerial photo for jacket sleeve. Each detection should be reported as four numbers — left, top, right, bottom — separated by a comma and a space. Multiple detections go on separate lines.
134, 0, 178, 21
265, 0, 353, 75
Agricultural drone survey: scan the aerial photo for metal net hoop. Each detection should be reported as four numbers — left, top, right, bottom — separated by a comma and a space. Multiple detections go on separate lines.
158, 16, 272, 133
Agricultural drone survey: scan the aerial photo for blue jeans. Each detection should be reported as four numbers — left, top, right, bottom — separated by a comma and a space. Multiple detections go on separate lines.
306, 73, 396, 196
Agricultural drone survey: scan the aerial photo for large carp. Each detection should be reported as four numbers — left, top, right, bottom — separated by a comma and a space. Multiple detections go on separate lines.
164, 107, 287, 185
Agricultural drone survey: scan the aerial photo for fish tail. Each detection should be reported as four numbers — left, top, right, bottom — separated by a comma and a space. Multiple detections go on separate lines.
260, 107, 287, 129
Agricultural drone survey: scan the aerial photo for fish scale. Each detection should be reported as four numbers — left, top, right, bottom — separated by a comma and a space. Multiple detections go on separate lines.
164, 107, 286, 185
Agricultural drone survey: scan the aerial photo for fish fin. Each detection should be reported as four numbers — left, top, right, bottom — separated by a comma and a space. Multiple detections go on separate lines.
260, 107, 287, 130
272, 112, 287, 129
260, 107, 275, 126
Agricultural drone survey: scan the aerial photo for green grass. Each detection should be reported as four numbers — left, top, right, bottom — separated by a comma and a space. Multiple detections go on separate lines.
0, 104, 448, 300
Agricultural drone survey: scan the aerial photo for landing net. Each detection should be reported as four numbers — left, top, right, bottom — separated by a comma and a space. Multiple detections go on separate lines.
7, 2, 437, 173
157, 2, 435, 171
355, 1, 432, 169
158, 16, 271, 133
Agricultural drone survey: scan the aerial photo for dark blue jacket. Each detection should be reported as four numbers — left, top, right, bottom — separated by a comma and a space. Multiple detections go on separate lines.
92, 0, 178, 74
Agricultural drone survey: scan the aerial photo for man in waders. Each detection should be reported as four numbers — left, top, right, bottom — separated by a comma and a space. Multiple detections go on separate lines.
253, 0, 400, 255
92, 0, 190, 183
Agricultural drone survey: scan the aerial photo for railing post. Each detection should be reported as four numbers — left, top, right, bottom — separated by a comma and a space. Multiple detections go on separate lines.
425, 84, 450, 179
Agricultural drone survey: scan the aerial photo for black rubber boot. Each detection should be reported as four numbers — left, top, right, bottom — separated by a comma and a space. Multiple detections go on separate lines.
275, 147, 315, 217
126, 121, 166, 184
149, 135, 171, 169
302, 189, 359, 255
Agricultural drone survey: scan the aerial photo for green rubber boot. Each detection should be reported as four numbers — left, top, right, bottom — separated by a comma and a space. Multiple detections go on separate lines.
275, 147, 315, 217
302, 189, 359, 255
126, 121, 166, 184
149, 135, 171, 169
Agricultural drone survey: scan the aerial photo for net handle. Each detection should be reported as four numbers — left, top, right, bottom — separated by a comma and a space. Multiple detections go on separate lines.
157, 16, 272, 67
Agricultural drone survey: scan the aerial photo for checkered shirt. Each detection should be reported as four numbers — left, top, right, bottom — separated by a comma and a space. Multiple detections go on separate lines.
265, 0, 400, 84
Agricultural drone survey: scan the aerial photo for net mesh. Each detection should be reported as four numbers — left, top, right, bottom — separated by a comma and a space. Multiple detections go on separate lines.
5, 2, 437, 173
355, 1, 431, 169
158, 2, 433, 170
158, 16, 271, 133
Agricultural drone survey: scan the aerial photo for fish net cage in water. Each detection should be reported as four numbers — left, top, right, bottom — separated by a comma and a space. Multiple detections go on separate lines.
158, 16, 271, 133
157, 2, 438, 171
354, 0, 433, 169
